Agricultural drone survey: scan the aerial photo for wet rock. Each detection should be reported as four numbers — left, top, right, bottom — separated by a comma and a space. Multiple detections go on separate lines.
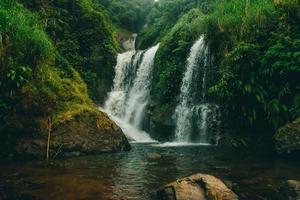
147, 104, 176, 142
121, 33, 137, 51
155, 173, 239, 200
146, 153, 162, 159
218, 131, 273, 149
16, 110, 131, 158
278, 180, 300, 200
275, 117, 300, 155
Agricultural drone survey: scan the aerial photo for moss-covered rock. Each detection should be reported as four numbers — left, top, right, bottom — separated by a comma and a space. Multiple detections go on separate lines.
16, 110, 130, 157
275, 117, 300, 155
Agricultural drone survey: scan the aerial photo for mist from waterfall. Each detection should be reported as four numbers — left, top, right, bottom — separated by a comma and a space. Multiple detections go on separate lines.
104, 43, 159, 143
174, 35, 220, 144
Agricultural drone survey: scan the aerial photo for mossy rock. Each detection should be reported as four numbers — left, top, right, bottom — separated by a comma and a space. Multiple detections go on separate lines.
16, 110, 131, 157
275, 117, 300, 155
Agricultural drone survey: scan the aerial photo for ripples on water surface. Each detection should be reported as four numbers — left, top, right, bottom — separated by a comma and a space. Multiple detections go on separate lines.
0, 144, 299, 200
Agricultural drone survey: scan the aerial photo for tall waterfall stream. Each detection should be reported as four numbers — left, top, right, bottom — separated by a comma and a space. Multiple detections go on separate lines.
174, 35, 220, 144
103, 43, 159, 142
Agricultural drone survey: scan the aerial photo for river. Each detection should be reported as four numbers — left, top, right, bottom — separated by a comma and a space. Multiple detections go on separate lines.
0, 143, 299, 200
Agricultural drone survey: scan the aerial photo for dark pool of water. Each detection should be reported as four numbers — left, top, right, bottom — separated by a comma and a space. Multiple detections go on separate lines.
0, 144, 299, 200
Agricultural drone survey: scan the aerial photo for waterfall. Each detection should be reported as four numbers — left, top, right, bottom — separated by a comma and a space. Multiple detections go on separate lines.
103, 43, 159, 143
174, 35, 220, 144
125, 44, 160, 128
104, 50, 137, 117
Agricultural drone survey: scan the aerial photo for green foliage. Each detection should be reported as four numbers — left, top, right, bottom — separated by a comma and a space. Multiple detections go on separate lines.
208, 0, 300, 131
0, 0, 54, 118
0, 0, 93, 138
2, 66, 32, 88
151, 9, 207, 106
95, 0, 155, 33
138, 0, 215, 49
20, 0, 118, 102
146, 0, 300, 134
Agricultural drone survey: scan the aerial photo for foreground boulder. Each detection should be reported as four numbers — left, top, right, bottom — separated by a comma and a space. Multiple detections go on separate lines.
275, 117, 300, 155
15, 110, 131, 157
155, 173, 238, 200
278, 180, 300, 200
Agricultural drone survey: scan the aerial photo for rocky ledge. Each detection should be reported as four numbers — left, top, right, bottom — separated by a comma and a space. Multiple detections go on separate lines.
278, 180, 300, 200
154, 173, 238, 200
275, 117, 300, 155
15, 110, 131, 158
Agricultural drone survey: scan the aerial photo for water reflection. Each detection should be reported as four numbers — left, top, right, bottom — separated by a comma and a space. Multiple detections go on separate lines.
0, 144, 299, 200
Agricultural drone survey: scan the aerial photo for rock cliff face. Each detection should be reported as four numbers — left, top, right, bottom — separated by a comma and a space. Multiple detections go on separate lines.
275, 117, 300, 155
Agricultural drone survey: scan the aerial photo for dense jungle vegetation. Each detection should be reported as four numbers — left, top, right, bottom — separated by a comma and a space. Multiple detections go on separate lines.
0, 0, 130, 156
139, 0, 300, 136
19, 0, 118, 102
0, 0, 299, 153
0, 0, 93, 152
1, 1, 299, 199
95, 0, 154, 33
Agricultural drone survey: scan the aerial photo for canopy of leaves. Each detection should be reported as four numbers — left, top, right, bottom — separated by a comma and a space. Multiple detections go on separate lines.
208, 0, 300, 131
95, 0, 155, 33
137, 0, 215, 49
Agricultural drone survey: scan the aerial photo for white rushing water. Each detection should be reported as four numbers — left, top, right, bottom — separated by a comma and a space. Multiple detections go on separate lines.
174, 35, 220, 144
104, 50, 137, 117
124, 44, 160, 128
103, 43, 159, 143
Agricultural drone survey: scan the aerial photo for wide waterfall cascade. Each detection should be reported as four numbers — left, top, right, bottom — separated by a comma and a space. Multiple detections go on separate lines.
103, 44, 160, 143
174, 36, 220, 144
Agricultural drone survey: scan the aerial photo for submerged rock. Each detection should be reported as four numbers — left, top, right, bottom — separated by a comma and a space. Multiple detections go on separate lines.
155, 173, 239, 200
16, 110, 131, 157
146, 153, 162, 159
275, 117, 300, 155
